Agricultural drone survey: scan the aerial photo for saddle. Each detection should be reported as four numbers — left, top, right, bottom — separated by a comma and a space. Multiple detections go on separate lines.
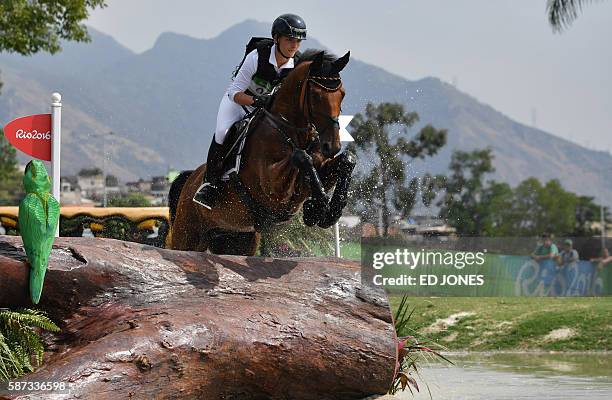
219, 108, 264, 181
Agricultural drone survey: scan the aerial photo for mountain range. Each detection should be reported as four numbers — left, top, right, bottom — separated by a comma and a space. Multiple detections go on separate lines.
0, 20, 610, 207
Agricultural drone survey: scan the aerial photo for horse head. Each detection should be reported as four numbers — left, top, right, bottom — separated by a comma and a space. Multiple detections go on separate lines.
306, 50, 350, 158
273, 49, 350, 159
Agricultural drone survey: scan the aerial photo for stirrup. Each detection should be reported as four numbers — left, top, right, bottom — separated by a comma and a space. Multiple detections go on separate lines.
192, 182, 218, 210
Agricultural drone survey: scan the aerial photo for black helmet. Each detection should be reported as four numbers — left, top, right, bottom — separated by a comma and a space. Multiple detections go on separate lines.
271, 14, 307, 40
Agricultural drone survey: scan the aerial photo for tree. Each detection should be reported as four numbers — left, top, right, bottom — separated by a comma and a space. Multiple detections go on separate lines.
0, 0, 106, 93
0, 130, 24, 205
510, 177, 543, 235
547, 0, 603, 32
0, 1, 106, 56
0, 236, 395, 396
347, 103, 447, 236
574, 195, 603, 236
478, 181, 515, 236
438, 149, 605, 237
510, 178, 594, 237
78, 167, 103, 177
0, 130, 18, 180
511, 178, 566, 236
107, 192, 152, 207
535, 179, 578, 235
437, 148, 495, 235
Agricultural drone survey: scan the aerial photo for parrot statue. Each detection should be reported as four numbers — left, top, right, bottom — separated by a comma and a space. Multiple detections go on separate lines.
18, 160, 60, 304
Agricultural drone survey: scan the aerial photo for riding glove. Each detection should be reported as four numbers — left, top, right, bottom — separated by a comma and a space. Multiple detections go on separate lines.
252, 94, 272, 108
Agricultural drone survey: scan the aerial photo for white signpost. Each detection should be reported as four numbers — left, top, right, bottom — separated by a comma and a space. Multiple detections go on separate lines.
335, 115, 354, 257
51, 93, 62, 234
3, 93, 62, 236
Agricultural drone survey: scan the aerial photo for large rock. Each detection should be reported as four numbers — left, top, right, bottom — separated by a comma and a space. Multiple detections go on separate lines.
0, 236, 396, 399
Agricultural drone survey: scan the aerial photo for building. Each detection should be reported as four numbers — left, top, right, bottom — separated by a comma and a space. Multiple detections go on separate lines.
150, 176, 171, 206
59, 176, 96, 206
77, 172, 104, 199
126, 179, 152, 193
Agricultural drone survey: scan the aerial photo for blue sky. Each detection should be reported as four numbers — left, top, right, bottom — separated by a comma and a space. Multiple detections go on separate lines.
88, 0, 612, 153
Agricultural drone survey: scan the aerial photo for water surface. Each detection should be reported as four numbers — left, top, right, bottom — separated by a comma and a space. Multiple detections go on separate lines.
382, 352, 612, 400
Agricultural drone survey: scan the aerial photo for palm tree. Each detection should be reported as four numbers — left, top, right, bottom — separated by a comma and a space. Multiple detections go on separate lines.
547, 0, 602, 32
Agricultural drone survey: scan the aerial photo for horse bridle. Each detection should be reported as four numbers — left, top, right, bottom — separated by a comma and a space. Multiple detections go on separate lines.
264, 74, 342, 153
304, 75, 342, 143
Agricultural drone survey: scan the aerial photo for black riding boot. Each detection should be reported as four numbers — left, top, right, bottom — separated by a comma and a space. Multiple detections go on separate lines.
193, 136, 225, 209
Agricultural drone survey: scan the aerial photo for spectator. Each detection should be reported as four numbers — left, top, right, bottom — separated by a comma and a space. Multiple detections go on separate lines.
589, 248, 611, 295
557, 239, 579, 269
590, 247, 612, 270
531, 234, 559, 261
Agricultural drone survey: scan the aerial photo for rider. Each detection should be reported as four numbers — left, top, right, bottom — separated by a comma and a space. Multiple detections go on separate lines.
193, 14, 306, 209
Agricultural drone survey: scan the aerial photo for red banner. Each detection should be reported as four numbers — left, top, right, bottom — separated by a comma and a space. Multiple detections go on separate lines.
3, 114, 52, 161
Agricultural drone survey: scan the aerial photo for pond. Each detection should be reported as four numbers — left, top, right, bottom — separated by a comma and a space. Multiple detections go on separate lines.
380, 352, 612, 399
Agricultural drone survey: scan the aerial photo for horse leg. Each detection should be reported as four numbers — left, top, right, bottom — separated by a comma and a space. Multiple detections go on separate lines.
242, 232, 261, 256
168, 203, 203, 251
169, 180, 215, 252
291, 149, 330, 227
208, 230, 261, 256
196, 230, 210, 253
317, 150, 356, 229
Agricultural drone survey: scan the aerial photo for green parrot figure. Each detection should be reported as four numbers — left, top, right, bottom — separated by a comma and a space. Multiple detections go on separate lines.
18, 160, 60, 304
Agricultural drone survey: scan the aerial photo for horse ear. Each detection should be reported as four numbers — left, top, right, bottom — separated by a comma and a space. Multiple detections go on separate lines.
309, 51, 325, 74
332, 51, 350, 73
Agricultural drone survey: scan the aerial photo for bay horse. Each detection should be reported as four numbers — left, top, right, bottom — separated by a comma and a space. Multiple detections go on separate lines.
167, 50, 356, 255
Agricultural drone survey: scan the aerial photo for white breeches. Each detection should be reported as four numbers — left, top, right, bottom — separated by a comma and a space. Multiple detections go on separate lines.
215, 93, 247, 145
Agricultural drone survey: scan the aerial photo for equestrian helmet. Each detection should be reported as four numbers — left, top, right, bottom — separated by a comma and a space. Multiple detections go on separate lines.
271, 14, 307, 40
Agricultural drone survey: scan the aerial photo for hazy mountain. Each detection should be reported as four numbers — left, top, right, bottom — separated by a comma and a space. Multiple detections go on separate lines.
0, 22, 610, 206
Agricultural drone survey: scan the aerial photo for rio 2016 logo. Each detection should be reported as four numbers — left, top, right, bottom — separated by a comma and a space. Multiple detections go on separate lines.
3, 113, 53, 161
515, 259, 603, 296
15, 129, 51, 140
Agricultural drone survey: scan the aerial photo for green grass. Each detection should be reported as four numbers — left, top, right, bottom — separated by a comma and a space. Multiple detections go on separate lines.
340, 241, 361, 260
389, 297, 612, 351
308, 240, 361, 259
